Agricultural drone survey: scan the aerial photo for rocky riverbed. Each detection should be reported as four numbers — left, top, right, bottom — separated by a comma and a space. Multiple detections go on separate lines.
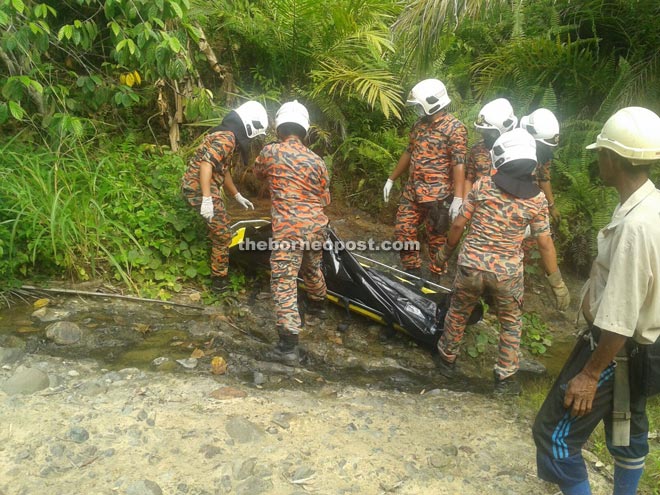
0, 286, 615, 495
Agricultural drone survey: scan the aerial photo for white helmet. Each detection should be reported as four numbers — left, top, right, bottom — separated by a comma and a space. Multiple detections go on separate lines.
406, 79, 451, 116
520, 108, 560, 147
275, 100, 310, 132
491, 128, 537, 170
234, 100, 268, 139
474, 98, 518, 135
586, 106, 660, 164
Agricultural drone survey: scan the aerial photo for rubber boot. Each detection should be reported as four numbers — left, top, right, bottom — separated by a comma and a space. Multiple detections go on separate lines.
266, 327, 300, 365
211, 276, 230, 293
493, 371, 521, 396
305, 297, 327, 320
432, 352, 456, 378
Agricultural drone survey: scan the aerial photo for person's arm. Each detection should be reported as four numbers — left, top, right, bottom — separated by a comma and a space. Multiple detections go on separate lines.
564, 331, 627, 417
539, 180, 561, 223
222, 170, 238, 197
199, 162, 213, 197
389, 150, 411, 181
536, 233, 559, 275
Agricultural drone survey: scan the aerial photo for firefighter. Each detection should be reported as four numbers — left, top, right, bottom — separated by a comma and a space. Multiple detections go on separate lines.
254, 100, 331, 364
383, 78, 467, 278
520, 108, 561, 223
533, 107, 660, 495
434, 128, 570, 394
182, 101, 268, 292
464, 97, 518, 193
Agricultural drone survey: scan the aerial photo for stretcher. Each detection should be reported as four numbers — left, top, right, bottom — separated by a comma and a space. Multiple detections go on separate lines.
229, 220, 483, 348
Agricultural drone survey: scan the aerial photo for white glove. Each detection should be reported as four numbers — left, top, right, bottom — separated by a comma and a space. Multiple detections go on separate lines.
383, 179, 394, 203
234, 192, 254, 210
523, 225, 532, 239
200, 196, 214, 221
448, 197, 463, 221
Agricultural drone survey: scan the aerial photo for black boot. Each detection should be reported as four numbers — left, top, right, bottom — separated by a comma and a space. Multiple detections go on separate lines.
305, 297, 327, 319
432, 352, 456, 378
266, 327, 300, 365
211, 276, 230, 293
493, 372, 521, 396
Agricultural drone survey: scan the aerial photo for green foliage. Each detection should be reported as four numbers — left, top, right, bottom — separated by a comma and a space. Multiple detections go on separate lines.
521, 312, 553, 355
0, 136, 212, 297
465, 324, 497, 358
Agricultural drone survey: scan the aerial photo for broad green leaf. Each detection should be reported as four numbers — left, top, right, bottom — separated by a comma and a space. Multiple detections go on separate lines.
8, 101, 24, 120
168, 0, 183, 19
11, 0, 24, 14
167, 35, 181, 53
0, 103, 8, 124
110, 21, 120, 37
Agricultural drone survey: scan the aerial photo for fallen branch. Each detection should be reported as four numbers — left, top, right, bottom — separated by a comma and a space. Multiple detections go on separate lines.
19, 285, 205, 310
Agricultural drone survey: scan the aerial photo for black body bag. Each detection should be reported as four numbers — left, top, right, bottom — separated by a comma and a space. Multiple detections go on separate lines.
629, 339, 660, 398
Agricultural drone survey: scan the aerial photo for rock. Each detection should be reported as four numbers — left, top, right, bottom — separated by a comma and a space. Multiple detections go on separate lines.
234, 476, 272, 495
1, 367, 49, 395
176, 358, 198, 369
0, 347, 24, 365
271, 412, 292, 429
225, 416, 264, 443
210, 387, 247, 400
253, 371, 266, 386
45, 321, 83, 345
233, 457, 256, 480
187, 321, 215, 337
151, 357, 169, 367
68, 426, 89, 443
126, 480, 163, 495
199, 444, 223, 459
32, 307, 71, 322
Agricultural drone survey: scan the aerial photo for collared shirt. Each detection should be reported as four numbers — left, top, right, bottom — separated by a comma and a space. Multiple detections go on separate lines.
457, 175, 550, 278
466, 139, 492, 185
402, 112, 467, 203
580, 180, 660, 344
254, 137, 330, 240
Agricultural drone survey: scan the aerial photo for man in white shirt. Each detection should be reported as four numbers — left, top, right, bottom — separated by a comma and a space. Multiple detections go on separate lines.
532, 107, 660, 495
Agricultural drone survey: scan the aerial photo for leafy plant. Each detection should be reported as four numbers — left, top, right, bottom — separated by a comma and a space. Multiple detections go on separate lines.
521, 311, 553, 355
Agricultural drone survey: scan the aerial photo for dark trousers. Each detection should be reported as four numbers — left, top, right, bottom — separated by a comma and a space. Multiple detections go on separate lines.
532, 330, 649, 488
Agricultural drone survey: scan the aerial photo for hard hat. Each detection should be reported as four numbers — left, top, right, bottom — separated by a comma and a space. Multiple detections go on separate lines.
491, 128, 539, 198
491, 128, 538, 170
586, 106, 660, 164
234, 100, 268, 139
520, 108, 560, 147
406, 79, 451, 116
275, 100, 310, 132
474, 98, 518, 135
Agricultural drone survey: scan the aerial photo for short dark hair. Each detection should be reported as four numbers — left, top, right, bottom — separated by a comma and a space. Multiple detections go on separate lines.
277, 123, 306, 140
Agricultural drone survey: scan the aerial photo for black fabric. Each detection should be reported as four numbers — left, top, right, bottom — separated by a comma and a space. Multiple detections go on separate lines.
427, 198, 451, 234
210, 110, 250, 165
536, 141, 555, 166
629, 339, 660, 398
492, 159, 540, 199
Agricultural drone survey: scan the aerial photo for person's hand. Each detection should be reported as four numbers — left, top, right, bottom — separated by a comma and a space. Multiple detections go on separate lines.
448, 197, 463, 221
523, 225, 532, 239
435, 243, 453, 272
547, 270, 570, 311
549, 204, 561, 224
234, 192, 254, 210
563, 370, 598, 417
383, 179, 394, 203
200, 196, 214, 221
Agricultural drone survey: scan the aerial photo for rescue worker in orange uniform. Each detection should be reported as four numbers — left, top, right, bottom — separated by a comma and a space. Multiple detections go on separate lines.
254, 101, 331, 364
434, 128, 570, 394
383, 79, 467, 278
182, 101, 268, 292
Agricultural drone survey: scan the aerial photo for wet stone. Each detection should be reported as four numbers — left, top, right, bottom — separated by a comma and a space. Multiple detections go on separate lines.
0, 347, 24, 365
32, 307, 71, 322
176, 358, 198, 369
45, 321, 83, 345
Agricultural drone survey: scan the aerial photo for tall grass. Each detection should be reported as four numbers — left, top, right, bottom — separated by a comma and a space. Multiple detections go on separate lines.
0, 138, 208, 297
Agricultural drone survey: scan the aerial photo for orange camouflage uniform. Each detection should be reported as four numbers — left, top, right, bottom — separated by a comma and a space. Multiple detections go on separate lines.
437, 175, 551, 379
254, 137, 331, 335
181, 130, 235, 278
395, 113, 468, 274
465, 139, 492, 186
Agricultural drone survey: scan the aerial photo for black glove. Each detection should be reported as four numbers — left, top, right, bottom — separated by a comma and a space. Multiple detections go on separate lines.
427, 200, 450, 234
